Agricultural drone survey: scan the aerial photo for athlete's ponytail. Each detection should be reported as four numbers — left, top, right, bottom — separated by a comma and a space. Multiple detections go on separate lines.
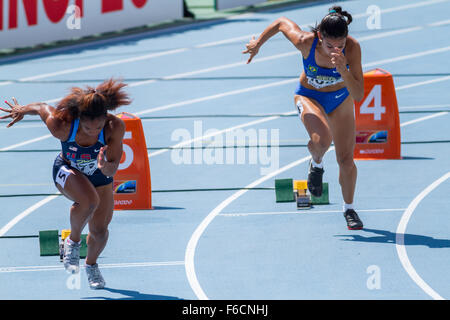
311, 6, 353, 38
55, 78, 131, 122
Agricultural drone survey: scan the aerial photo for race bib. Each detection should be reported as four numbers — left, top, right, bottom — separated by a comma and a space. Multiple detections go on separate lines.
71, 159, 98, 176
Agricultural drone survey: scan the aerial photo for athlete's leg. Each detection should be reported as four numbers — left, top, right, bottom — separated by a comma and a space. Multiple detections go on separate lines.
85, 183, 114, 266
294, 95, 332, 164
55, 170, 100, 243
327, 95, 357, 205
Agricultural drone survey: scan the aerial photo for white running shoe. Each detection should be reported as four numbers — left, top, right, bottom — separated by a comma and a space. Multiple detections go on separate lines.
85, 263, 106, 289
63, 238, 80, 274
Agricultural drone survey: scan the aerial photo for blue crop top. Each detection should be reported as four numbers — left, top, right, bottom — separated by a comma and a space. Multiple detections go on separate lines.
302, 37, 348, 89
61, 119, 106, 176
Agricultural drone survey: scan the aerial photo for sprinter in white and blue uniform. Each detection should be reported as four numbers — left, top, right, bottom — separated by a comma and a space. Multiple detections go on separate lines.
243, 6, 365, 230
2, 79, 131, 288
54, 118, 112, 188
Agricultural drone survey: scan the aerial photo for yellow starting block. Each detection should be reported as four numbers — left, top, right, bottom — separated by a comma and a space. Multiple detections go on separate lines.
58, 230, 87, 261
294, 180, 311, 209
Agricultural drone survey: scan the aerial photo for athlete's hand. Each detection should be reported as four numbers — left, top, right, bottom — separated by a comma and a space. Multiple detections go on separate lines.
242, 36, 259, 64
0, 98, 25, 128
330, 50, 348, 75
97, 146, 108, 170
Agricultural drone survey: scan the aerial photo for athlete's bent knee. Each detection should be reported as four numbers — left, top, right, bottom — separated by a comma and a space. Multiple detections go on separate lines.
309, 134, 332, 153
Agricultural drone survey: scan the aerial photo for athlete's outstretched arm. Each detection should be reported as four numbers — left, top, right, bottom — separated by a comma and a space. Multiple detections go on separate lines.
242, 17, 309, 63
1, 98, 67, 139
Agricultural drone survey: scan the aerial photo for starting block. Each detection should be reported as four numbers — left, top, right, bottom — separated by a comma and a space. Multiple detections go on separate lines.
39, 229, 87, 260
275, 179, 329, 208
295, 190, 311, 209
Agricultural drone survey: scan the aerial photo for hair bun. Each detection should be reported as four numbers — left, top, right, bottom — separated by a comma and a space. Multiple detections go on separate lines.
329, 6, 342, 14
329, 6, 352, 25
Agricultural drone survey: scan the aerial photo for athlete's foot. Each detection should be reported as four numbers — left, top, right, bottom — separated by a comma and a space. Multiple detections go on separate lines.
307, 160, 324, 197
343, 209, 364, 230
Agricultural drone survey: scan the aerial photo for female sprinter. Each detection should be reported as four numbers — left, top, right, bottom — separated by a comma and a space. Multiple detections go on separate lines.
1, 79, 131, 288
242, 6, 364, 230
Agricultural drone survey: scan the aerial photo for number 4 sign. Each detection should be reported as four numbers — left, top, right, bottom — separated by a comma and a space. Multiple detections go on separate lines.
354, 68, 401, 160
359, 85, 386, 121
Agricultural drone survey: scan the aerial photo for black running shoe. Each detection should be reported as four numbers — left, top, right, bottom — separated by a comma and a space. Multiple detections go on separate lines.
307, 160, 324, 197
343, 209, 364, 230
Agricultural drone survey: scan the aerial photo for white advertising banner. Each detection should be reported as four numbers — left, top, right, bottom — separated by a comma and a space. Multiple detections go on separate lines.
215, 0, 265, 11
0, 0, 183, 50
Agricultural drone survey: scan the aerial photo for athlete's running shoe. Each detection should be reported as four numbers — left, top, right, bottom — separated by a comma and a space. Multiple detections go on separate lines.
63, 238, 80, 274
307, 160, 324, 197
344, 209, 364, 230
85, 263, 106, 289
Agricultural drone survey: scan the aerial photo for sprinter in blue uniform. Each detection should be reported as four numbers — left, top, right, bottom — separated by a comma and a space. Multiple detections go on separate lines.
243, 6, 364, 230
1, 79, 131, 288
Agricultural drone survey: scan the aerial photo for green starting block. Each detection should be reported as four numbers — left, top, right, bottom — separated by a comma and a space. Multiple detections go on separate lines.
311, 182, 329, 205
275, 179, 296, 202
39, 230, 59, 256
39, 230, 87, 259
275, 179, 329, 205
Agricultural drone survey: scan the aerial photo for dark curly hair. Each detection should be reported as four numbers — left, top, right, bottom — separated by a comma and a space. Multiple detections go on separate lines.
311, 6, 353, 39
54, 78, 132, 122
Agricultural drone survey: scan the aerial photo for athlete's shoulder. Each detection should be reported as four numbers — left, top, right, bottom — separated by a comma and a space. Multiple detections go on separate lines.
345, 36, 361, 51
106, 113, 125, 129
105, 113, 125, 140
303, 33, 317, 45
45, 108, 72, 141
297, 33, 316, 58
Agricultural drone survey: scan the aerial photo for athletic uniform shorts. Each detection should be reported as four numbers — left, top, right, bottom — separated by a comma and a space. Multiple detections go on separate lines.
52, 154, 113, 188
295, 83, 350, 114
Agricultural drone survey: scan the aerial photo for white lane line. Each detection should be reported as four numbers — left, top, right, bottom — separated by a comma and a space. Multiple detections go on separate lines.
376, 0, 449, 14
0, 134, 53, 151
0, 260, 185, 273
0, 195, 59, 237
16, 49, 189, 85
400, 112, 449, 127
428, 18, 450, 27
131, 52, 298, 90
395, 75, 450, 90
399, 104, 450, 111
363, 46, 450, 68
395, 172, 450, 300
219, 208, 406, 217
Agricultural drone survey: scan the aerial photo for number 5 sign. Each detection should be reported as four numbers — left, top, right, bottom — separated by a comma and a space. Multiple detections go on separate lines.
113, 112, 153, 210
354, 68, 401, 160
